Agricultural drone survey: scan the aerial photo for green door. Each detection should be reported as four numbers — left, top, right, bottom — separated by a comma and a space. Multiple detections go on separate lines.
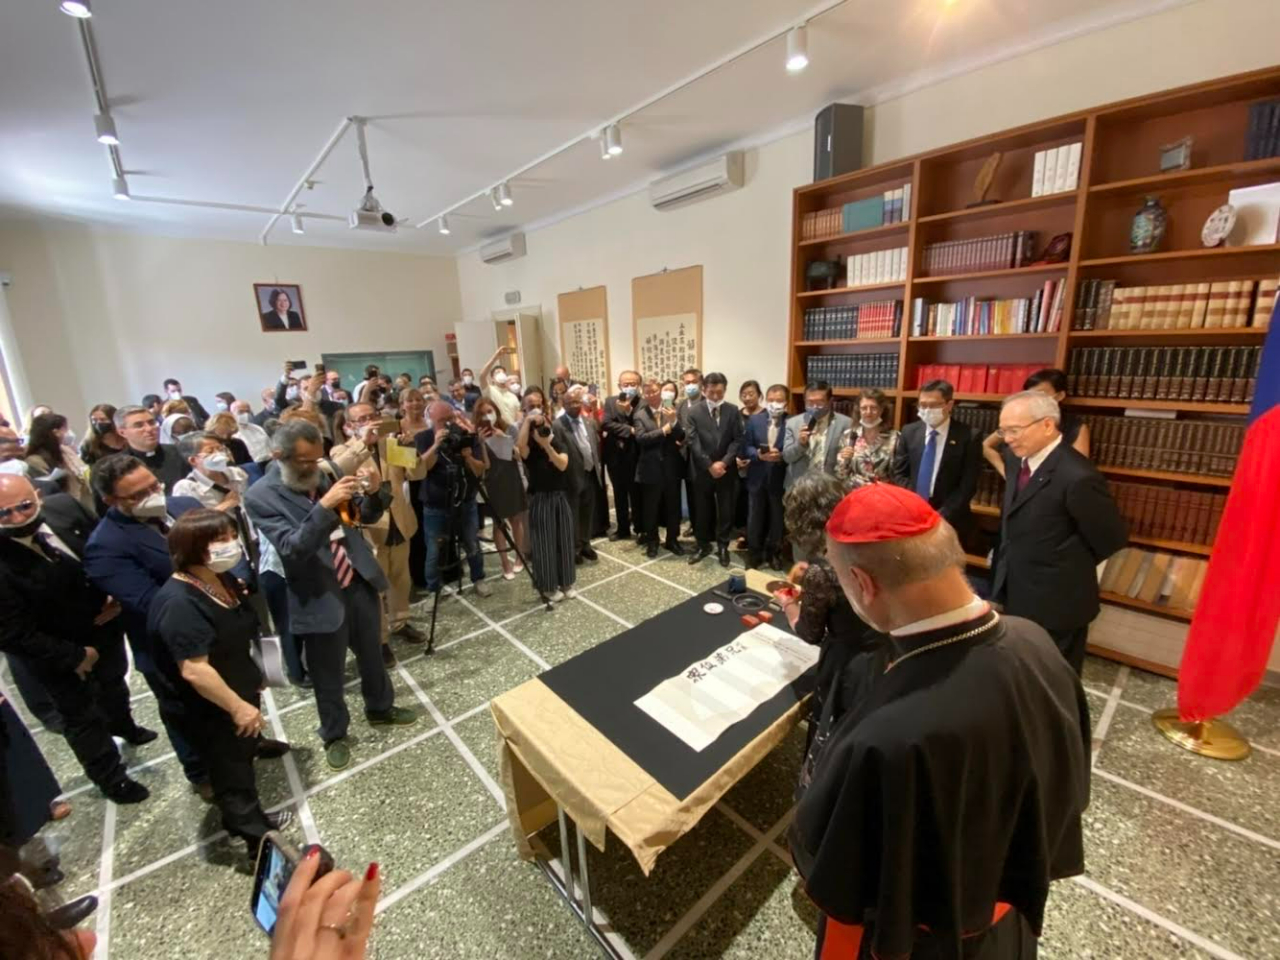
320, 351, 436, 393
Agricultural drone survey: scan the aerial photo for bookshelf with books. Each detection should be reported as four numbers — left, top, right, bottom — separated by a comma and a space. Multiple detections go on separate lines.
788, 66, 1280, 671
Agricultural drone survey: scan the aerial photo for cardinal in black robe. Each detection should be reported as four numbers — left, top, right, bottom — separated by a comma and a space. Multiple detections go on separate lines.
789, 483, 1091, 960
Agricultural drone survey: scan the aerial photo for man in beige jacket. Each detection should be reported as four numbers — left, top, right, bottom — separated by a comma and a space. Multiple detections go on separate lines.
330, 401, 428, 660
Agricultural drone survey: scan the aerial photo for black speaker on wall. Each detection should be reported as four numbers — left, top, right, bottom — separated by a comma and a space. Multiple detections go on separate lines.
814, 103, 865, 182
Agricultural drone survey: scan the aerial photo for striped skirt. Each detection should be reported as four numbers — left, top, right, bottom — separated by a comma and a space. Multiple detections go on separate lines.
528, 491, 576, 593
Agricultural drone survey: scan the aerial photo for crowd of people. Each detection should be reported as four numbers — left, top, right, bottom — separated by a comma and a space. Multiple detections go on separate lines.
0, 343, 1127, 957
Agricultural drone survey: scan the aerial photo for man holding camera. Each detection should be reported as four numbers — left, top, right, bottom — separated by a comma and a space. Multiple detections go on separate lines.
415, 401, 491, 598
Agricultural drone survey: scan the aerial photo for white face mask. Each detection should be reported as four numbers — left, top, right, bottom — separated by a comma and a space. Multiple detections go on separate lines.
206, 540, 242, 573
660, 390, 676, 402
285, 386, 300, 402
684, 383, 700, 398
483, 412, 497, 424
493, 372, 509, 386
706, 397, 722, 411
214, 400, 229, 413
620, 386, 638, 399
234, 411, 250, 424
766, 401, 786, 416
167, 389, 182, 399
132, 490, 167, 518
509, 382, 522, 396
860, 416, 882, 429
462, 376, 474, 386
202, 452, 230, 473
61, 429, 77, 449
918, 407, 946, 429
0, 459, 29, 477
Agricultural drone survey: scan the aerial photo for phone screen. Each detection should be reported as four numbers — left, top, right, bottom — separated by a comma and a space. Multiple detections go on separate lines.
251, 836, 294, 936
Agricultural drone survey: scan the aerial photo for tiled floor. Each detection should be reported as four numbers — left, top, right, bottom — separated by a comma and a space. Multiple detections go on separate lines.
8, 533, 1280, 960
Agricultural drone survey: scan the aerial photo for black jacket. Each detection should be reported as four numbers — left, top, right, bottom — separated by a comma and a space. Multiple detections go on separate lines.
892, 419, 980, 532
686, 400, 743, 476
600, 395, 640, 467
992, 442, 1128, 633
261, 310, 305, 332
634, 404, 685, 485
551, 414, 602, 496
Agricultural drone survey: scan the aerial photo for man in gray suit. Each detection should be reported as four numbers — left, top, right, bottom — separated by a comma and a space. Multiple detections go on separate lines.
245, 421, 418, 772
552, 385, 602, 563
782, 381, 853, 491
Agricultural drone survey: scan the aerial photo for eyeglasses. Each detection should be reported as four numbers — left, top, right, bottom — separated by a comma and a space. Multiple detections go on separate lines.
0, 499, 38, 522
290, 457, 322, 467
996, 417, 1046, 440
349, 415, 381, 427
120, 481, 162, 503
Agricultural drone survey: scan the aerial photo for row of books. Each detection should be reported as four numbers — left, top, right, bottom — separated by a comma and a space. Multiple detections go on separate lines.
847, 247, 909, 287
1071, 277, 1275, 331
913, 363, 1049, 395
805, 354, 899, 389
921, 231, 1037, 276
1030, 142, 1083, 197
1109, 481, 1226, 547
1245, 99, 1280, 161
1067, 346, 1261, 404
972, 467, 1003, 509
910, 279, 1065, 336
1099, 548, 1207, 613
801, 302, 903, 341
949, 405, 999, 437
1078, 414, 1244, 478
799, 183, 913, 241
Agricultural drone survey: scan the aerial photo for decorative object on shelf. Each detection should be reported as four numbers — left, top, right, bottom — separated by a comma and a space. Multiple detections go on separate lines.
805, 259, 842, 291
1158, 136, 1193, 173
1036, 232, 1072, 264
1129, 195, 1168, 254
1200, 204, 1237, 248
1225, 181, 1280, 246
967, 152, 1002, 208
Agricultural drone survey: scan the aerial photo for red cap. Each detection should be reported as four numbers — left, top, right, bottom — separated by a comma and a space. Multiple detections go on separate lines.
825, 482, 941, 544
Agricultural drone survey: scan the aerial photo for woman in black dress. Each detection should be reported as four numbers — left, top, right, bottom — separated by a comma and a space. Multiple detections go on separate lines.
148, 509, 290, 856
474, 396, 529, 580
516, 392, 575, 601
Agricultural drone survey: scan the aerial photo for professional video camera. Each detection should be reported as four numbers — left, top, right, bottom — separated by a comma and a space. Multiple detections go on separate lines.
437, 420, 471, 456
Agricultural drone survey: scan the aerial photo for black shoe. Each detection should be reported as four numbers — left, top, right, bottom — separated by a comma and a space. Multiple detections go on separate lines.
26, 863, 64, 891
193, 780, 214, 803
103, 778, 150, 805
44, 895, 97, 930
717, 546, 731, 568
580, 546, 599, 562
395, 622, 427, 644
635, 532, 647, 545
646, 541, 659, 558
688, 544, 713, 565
381, 644, 397, 669
257, 738, 291, 760
119, 726, 159, 746
683, 525, 695, 539
665, 540, 685, 557
607, 531, 625, 542
747, 554, 763, 570
267, 809, 294, 830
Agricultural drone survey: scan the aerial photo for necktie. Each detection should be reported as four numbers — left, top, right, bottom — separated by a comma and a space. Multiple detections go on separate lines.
34, 532, 63, 563
1016, 459, 1032, 494
712, 405, 720, 427
311, 489, 354, 588
915, 429, 938, 499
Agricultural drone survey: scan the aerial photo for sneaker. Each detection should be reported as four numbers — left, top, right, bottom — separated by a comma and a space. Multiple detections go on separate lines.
103, 777, 150, 805
366, 705, 418, 727
267, 809, 294, 830
502, 570, 516, 581
395, 622, 427, 644
325, 739, 352, 771
564, 588, 578, 599
472, 580, 493, 598
547, 589, 565, 603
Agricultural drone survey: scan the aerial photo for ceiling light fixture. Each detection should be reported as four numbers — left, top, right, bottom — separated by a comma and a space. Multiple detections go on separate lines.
94, 112, 118, 145
111, 176, 129, 200
604, 124, 623, 157
490, 189, 503, 212
438, 215, 451, 235
786, 26, 809, 73
600, 138, 611, 160
60, 0, 91, 18
290, 213, 304, 234
496, 182, 514, 207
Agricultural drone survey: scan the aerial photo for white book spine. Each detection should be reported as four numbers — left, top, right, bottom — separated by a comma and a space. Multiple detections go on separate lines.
1051, 145, 1070, 193
1031, 150, 1046, 198
853, 253, 863, 288
1041, 148, 1058, 196
1065, 141, 1083, 190
903, 182, 912, 220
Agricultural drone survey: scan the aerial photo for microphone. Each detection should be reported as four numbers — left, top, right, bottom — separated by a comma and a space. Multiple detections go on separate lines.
806, 413, 818, 433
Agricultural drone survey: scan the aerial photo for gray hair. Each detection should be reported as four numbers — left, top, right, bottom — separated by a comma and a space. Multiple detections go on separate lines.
829, 518, 967, 590
1002, 390, 1061, 426
113, 405, 150, 429
176, 431, 219, 461
271, 419, 322, 459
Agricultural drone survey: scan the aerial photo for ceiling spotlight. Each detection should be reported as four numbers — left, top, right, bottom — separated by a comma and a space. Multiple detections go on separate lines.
604, 124, 623, 157
600, 138, 611, 160
111, 176, 129, 200
438, 215, 451, 235
94, 113, 118, 145
59, 0, 91, 17
496, 182, 514, 207
290, 214, 305, 235
786, 26, 809, 73
490, 189, 503, 212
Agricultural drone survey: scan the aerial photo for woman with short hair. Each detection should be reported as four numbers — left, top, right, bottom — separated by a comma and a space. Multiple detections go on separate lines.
834, 389, 900, 489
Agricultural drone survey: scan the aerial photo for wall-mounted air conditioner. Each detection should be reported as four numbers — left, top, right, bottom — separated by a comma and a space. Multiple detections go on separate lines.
649, 151, 744, 210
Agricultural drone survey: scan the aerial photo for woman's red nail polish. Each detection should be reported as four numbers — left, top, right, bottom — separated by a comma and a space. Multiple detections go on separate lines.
365, 862, 379, 881
305, 847, 319, 859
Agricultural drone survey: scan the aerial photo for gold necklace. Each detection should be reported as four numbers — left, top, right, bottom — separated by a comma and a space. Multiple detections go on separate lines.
884, 612, 1000, 674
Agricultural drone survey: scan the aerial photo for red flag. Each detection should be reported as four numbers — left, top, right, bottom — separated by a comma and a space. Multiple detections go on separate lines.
1177, 314, 1280, 720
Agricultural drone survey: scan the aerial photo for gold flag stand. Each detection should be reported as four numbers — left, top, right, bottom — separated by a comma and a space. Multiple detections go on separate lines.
1152, 708, 1251, 761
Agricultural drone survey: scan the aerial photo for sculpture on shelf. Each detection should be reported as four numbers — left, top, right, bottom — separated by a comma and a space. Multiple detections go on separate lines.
805, 259, 842, 291
1130, 196, 1168, 254
968, 152, 1002, 208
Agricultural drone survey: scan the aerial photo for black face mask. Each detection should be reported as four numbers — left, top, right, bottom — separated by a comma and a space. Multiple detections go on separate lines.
92, 421, 115, 437
0, 513, 45, 539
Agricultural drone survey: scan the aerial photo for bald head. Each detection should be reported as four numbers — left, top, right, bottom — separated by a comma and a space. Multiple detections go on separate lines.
428, 401, 455, 429
0, 472, 42, 533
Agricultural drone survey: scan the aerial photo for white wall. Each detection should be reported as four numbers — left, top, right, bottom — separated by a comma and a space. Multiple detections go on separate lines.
456, 0, 1280, 395
0, 219, 462, 420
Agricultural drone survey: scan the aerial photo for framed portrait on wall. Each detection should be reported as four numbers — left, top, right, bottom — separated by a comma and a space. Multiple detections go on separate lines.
254, 283, 307, 332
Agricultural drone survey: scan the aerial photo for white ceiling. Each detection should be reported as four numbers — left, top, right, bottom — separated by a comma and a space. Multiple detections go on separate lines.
0, 0, 1188, 255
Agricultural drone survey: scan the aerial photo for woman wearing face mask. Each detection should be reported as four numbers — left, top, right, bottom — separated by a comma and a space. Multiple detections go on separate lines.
515, 392, 576, 600
204, 413, 254, 466
733, 381, 762, 544
148, 509, 290, 860
472, 397, 528, 580
23, 413, 95, 515
172, 433, 250, 513
834, 389, 900, 489
80, 404, 127, 466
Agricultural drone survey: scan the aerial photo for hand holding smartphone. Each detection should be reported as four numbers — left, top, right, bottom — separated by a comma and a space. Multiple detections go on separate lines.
251, 831, 334, 936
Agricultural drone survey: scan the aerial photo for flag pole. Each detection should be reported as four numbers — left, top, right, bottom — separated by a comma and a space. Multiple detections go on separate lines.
1151, 710, 1250, 761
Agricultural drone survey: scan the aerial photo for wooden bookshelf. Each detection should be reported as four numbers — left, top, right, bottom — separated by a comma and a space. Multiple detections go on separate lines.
1128, 535, 1214, 557
1099, 592, 1193, 622
788, 66, 1280, 670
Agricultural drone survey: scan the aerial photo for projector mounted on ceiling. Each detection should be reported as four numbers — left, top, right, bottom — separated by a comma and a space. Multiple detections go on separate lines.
348, 118, 398, 233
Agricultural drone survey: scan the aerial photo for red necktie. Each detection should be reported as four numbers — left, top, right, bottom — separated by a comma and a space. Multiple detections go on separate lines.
311, 490, 354, 588
1016, 459, 1031, 494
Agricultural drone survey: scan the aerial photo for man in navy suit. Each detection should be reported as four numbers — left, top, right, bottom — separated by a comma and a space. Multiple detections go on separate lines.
892, 380, 980, 537
743, 384, 790, 571
686, 372, 743, 567
84, 453, 209, 795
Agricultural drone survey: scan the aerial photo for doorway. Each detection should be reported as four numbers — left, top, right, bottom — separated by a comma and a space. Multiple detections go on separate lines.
320, 351, 436, 393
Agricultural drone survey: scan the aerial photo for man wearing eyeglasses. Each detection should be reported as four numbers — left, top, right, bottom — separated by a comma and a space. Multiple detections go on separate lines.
891, 380, 980, 537
0, 473, 152, 804
991, 391, 1127, 675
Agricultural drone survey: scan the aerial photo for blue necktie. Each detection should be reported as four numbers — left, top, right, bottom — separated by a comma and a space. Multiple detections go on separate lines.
916, 429, 938, 500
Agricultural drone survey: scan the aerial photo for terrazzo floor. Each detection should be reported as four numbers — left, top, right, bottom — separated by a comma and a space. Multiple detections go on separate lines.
7, 531, 1280, 960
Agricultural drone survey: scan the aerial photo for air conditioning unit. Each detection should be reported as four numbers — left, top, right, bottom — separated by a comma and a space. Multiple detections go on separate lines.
649, 151, 744, 210
479, 232, 527, 265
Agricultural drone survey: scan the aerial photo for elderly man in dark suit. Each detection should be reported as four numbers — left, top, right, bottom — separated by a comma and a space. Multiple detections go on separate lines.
552, 385, 603, 564
992, 391, 1127, 674
84, 453, 209, 795
686, 372, 743, 567
892, 380, 981, 536
601, 369, 643, 543
0, 475, 151, 804
245, 420, 418, 772
634, 379, 686, 558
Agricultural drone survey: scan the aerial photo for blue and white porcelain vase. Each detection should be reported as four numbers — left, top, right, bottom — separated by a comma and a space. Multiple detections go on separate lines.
1129, 195, 1168, 254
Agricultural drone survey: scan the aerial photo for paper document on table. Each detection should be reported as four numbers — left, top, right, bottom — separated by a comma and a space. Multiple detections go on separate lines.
634, 623, 818, 752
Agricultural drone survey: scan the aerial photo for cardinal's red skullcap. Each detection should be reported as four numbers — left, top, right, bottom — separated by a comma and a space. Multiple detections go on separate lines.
825, 482, 941, 544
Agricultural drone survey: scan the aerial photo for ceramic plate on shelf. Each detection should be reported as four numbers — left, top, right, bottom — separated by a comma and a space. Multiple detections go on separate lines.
1201, 203, 1236, 247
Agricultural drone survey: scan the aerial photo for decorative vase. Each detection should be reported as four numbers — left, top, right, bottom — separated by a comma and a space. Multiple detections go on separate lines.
1129, 196, 1168, 254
